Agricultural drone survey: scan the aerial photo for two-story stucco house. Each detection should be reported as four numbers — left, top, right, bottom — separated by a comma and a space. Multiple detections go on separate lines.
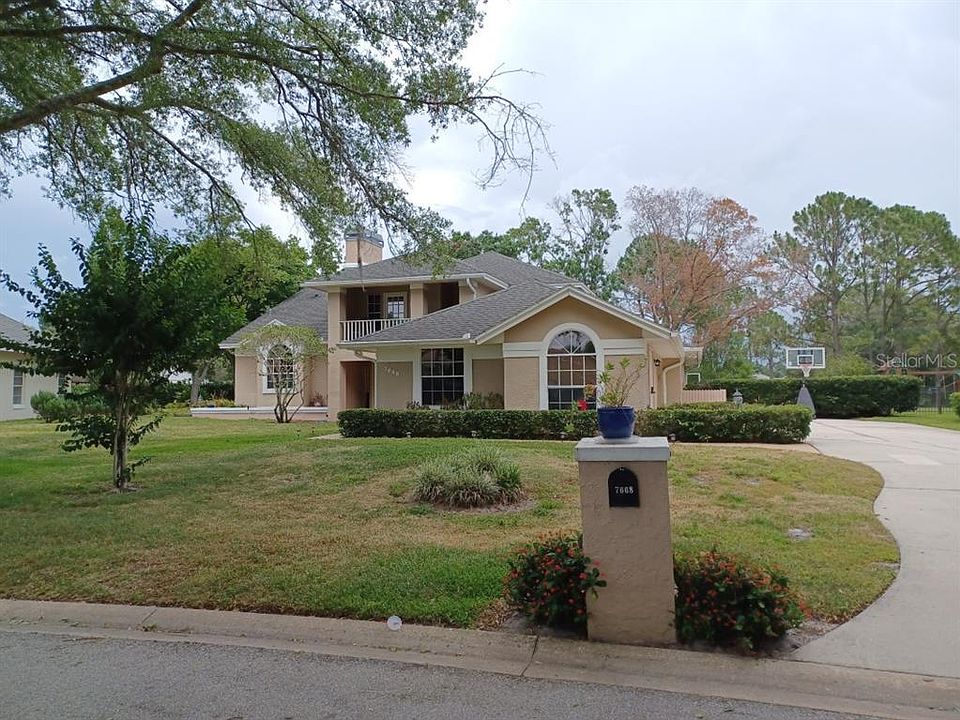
0, 312, 60, 421
218, 233, 696, 419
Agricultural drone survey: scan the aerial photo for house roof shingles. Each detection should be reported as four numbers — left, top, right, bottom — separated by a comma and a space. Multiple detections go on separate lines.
221, 288, 328, 347
0, 312, 35, 349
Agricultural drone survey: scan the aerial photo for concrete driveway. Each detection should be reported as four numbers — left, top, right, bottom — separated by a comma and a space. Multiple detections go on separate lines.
791, 419, 960, 678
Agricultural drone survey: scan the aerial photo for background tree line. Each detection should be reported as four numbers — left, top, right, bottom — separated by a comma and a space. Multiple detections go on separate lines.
452, 187, 959, 380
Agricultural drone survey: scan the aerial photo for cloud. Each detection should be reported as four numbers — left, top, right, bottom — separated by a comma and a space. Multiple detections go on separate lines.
1, 0, 957, 321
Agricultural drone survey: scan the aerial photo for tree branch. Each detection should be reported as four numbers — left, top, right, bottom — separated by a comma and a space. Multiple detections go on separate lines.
0, 0, 208, 135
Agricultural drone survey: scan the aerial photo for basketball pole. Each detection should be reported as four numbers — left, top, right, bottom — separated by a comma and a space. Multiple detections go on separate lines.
797, 364, 816, 416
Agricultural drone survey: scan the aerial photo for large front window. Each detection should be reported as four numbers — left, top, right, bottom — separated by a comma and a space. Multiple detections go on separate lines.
547, 330, 597, 410
421, 348, 464, 406
265, 347, 296, 390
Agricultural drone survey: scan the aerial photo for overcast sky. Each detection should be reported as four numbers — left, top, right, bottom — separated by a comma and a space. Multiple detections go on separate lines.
1, 0, 957, 322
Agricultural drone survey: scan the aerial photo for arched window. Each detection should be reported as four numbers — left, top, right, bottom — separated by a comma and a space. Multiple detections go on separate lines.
546, 330, 597, 410
265, 345, 296, 390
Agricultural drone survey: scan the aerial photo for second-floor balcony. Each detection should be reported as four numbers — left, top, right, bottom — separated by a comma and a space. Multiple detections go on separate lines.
340, 317, 410, 342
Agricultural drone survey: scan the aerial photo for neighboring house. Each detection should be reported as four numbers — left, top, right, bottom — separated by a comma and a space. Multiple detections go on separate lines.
219, 234, 698, 419
0, 313, 59, 421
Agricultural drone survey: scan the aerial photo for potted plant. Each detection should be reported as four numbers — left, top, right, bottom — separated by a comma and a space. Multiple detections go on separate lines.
590, 357, 646, 440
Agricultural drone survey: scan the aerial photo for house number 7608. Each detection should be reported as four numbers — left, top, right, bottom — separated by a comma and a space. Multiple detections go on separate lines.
608, 467, 641, 507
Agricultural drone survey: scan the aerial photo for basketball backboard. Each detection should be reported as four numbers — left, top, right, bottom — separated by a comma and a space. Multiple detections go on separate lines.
785, 347, 826, 378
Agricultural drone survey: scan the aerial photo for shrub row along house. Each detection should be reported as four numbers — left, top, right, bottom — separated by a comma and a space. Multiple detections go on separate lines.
218, 233, 700, 418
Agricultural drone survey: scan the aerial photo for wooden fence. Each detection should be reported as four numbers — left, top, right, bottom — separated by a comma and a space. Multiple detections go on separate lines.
676, 389, 728, 405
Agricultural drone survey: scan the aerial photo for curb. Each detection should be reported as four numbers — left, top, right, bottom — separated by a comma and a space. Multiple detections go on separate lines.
2, 599, 958, 719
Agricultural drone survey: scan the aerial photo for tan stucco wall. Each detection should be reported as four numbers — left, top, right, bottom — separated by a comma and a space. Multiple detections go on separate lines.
503, 356, 539, 409
458, 280, 498, 304
234, 354, 260, 407
308, 357, 329, 405
344, 238, 383, 265
504, 297, 643, 342
472, 358, 504, 398
377, 361, 413, 409
233, 353, 328, 409
409, 283, 425, 319
604, 354, 651, 409
578, 452, 675, 644
663, 361, 684, 405
0, 351, 59, 421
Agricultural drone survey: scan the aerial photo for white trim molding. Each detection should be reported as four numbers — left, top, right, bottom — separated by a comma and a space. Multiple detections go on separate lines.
502, 341, 541, 358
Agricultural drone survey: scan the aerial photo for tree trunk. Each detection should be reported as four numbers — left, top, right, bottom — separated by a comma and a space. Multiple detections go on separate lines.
189, 361, 210, 406
112, 390, 130, 490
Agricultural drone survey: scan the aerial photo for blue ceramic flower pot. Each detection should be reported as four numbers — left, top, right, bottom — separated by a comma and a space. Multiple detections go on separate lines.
597, 406, 636, 439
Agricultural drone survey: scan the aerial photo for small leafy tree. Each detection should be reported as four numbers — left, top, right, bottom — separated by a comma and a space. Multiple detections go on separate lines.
0, 208, 236, 489
237, 324, 328, 423
184, 222, 332, 405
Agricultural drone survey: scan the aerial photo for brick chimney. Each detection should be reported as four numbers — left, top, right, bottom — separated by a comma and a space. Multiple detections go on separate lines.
343, 228, 384, 267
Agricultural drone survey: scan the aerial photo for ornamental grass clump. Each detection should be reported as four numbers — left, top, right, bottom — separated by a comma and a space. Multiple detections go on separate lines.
674, 550, 805, 651
503, 533, 606, 631
411, 445, 523, 508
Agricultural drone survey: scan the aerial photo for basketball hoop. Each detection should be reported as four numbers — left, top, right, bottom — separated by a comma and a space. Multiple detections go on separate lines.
786, 346, 825, 389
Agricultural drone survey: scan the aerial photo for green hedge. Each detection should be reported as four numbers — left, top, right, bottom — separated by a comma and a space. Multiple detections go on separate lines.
635, 404, 812, 443
338, 408, 598, 440
340, 405, 812, 443
687, 375, 921, 418
951, 392, 960, 419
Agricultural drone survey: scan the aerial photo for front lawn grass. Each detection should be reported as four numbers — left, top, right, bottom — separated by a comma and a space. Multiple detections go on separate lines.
0, 417, 897, 626
867, 411, 960, 432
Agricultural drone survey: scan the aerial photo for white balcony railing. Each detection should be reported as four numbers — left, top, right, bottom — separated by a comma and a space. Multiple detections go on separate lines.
340, 317, 409, 342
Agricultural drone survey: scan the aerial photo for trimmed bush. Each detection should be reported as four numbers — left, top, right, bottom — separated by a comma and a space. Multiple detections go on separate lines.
636, 404, 812, 443
688, 375, 921, 418
412, 445, 523, 508
30, 391, 106, 423
674, 550, 805, 651
951, 392, 960, 419
504, 533, 606, 631
339, 408, 597, 440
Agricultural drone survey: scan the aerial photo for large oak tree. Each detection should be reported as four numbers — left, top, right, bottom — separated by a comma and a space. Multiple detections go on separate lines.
0, 1, 543, 250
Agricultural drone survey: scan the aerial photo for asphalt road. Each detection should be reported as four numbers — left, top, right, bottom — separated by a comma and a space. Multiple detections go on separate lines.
0, 630, 878, 720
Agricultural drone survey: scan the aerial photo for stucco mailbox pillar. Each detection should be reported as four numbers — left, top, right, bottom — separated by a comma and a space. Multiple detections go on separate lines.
575, 436, 675, 645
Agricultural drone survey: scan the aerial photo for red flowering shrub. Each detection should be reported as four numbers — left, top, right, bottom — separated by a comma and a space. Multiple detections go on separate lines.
674, 550, 805, 651
503, 533, 605, 630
